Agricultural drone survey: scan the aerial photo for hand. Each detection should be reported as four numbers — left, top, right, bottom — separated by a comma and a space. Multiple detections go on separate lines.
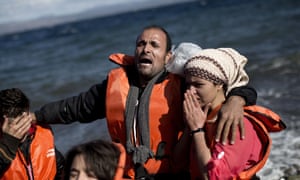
2, 113, 32, 140
215, 96, 245, 145
183, 89, 209, 131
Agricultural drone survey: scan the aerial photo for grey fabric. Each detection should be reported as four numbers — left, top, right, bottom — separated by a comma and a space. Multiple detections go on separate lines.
125, 70, 164, 164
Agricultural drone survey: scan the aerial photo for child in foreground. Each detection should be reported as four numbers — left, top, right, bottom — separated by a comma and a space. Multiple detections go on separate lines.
64, 139, 129, 180
0, 88, 64, 179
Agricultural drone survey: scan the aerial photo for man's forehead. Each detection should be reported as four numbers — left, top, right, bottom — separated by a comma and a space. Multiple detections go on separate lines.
138, 28, 166, 41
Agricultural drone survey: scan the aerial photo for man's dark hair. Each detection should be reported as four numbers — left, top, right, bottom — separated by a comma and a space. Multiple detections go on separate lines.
138, 25, 172, 52
0, 88, 30, 122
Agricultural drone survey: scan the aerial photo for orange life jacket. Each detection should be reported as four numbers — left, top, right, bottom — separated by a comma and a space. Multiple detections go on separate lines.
234, 105, 286, 180
1, 124, 57, 180
113, 142, 131, 180
106, 53, 184, 178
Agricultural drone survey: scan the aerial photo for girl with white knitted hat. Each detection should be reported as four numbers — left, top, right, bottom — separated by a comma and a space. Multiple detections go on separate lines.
173, 47, 283, 180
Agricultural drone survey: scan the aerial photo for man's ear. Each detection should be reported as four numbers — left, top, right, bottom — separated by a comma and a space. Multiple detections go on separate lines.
164, 51, 173, 64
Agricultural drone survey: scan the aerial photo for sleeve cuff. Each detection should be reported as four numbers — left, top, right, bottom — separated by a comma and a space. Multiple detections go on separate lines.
227, 86, 257, 106
2, 133, 21, 153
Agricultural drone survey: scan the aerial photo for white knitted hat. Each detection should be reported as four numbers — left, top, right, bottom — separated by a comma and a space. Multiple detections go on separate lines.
184, 48, 249, 95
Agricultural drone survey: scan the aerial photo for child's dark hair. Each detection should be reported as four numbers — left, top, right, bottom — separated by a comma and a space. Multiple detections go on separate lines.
0, 88, 30, 122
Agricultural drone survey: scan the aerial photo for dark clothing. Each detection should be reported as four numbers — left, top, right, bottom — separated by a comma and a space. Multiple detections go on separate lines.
0, 133, 20, 173
35, 80, 108, 124
35, 78, 257, 125
0, 132, 64, 179
228, 85, 257, 106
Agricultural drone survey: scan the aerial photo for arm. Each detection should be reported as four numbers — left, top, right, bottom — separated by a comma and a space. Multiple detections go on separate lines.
33, 80, 107, 124
173, 89, 210, 178
0, 115, 31, 173
215, 85, 257, 144
184, 89, 211, 180
227, 85, 257, 106
0, 134, 20, 173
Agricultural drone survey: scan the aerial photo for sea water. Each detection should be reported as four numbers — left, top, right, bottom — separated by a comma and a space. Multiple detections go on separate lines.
0, 0, 299, 179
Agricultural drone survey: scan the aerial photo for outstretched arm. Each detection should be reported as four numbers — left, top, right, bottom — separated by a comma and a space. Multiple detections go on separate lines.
32, 81, 107, 124
215, 86, 257, 144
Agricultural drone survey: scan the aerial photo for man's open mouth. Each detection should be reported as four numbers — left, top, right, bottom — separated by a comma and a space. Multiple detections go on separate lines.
139, 58, 152, 64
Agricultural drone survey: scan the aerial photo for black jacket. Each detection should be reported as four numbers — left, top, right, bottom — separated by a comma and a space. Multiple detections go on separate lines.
35, 78, 257, 124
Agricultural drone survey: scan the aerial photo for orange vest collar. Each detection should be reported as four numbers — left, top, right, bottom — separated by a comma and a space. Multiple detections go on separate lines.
109, 53, 134, 66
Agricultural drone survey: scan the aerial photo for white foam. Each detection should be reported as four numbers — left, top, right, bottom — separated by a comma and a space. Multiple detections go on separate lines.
257, 130, 300, 179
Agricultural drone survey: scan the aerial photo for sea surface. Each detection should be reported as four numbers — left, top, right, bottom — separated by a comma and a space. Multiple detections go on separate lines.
0, 0, 299, 179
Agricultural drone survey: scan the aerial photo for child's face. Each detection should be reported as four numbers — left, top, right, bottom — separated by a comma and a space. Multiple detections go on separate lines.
69, 154, 97, 180
185, 75, 223, 108
2, 112, 32, 142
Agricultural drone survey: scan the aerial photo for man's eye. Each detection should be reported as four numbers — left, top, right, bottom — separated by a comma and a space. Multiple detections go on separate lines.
137, 41, 145, 47
151, 42, 159, 48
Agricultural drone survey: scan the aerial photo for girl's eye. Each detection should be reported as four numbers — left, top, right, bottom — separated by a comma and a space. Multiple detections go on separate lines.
69, 173, 77, 178
69, 170, 79, 179
194, 83, 203, 88
86, 171, 97, 178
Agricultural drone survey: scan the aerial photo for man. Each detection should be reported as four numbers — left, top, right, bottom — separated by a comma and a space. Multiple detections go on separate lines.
31, 25, 256, 179
0, 88, 64, 180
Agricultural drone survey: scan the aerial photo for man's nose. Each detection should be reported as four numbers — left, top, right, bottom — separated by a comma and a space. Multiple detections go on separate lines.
143, 43, 151, 53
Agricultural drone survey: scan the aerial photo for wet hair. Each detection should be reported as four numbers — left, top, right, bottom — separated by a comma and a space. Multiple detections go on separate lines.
137, 25, 172, 52
64, 139, 121, 180
0, 88, 30, 122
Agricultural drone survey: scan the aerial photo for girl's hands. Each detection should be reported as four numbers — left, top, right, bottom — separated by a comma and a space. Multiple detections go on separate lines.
183, 89, 210, 131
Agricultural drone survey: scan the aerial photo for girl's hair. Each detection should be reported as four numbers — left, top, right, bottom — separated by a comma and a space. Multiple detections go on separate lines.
64, 139, 121, 180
